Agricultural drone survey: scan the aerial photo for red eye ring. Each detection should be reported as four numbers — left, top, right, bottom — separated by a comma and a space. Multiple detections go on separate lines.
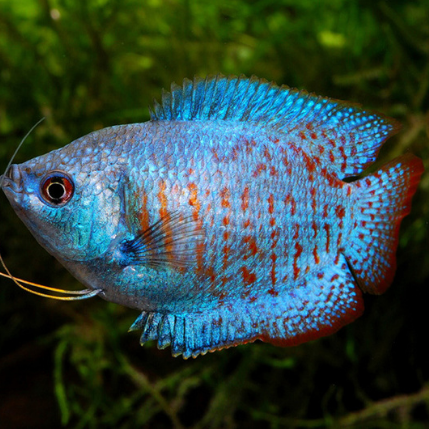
40, 171, 74, 206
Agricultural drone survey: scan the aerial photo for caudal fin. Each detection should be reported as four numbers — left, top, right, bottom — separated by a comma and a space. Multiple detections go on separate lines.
345, 153, 424, 294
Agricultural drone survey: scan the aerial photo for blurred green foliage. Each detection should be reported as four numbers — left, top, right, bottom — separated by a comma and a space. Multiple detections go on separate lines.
0, 0, 428, 428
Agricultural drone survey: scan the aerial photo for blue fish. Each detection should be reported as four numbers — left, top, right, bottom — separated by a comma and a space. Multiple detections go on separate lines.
1, 75, 424, 358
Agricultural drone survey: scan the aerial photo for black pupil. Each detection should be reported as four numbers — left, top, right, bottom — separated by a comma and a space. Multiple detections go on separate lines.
48, 180, 65, 200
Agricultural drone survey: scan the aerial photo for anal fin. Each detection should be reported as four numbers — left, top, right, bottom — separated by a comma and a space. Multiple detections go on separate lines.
261, 253, 364, 347
129, 254, 363, 358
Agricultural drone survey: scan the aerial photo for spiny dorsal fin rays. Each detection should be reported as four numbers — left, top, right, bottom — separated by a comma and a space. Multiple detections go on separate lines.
150, 74, 401, 179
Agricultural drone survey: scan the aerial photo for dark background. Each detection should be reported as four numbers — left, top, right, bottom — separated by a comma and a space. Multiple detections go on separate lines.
0, 1, 428, 427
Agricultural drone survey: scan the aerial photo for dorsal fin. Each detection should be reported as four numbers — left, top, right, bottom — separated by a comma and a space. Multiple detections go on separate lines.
150, 74, 401, 178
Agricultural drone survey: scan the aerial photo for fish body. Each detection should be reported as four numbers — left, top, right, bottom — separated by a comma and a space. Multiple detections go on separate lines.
1, 75, 424, 357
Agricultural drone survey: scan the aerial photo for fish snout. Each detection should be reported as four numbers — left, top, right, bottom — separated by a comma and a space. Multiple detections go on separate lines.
1, 164, 23, 195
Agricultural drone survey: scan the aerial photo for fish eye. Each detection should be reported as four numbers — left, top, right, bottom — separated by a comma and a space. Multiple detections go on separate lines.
40, 171, 74, 206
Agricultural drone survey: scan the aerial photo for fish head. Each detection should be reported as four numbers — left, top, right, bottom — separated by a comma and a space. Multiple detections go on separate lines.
1, 127, 128, 263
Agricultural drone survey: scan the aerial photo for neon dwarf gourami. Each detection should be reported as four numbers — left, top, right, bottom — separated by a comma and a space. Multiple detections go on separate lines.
0, 75, 424, 358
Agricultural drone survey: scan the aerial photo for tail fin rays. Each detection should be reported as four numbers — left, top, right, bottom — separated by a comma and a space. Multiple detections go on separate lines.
345, 154, 424, 294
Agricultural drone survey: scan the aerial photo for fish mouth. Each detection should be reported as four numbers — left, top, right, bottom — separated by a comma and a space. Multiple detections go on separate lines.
0, 164, 23, 200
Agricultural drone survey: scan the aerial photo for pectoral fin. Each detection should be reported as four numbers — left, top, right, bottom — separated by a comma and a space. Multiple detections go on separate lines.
119, 212, 205, 269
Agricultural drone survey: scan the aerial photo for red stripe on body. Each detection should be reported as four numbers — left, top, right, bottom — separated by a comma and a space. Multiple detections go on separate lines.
220, 186, 231, 208
241, 266, 257, 286
241, 187, 249, 212
158, 179, 168, 218
285, 194, 296, 216
157, 180, 174, 260
310, 187, 317, 212
324, 224, 331, 253
268, 194, 274, 214
313, 245, 320, 264
138, 190, 150, 232
293, 242, 303, 280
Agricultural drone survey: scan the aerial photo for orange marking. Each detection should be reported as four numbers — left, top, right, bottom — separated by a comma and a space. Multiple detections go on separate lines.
337, 232, 343, 250
205, 265, 216, 283
324, 224, 331, 253
220, 187, 231, 208
245, 139, 257, 154
285, 194, 296, 216
249, 238, 259, 256
302, 150, 316, 173
196, 240, 205, 273
299, 131, 307, 140
270, 166, 278, 176
335, 205, 345, 219
306, 123, 313, 131
270, 217, 276, 227
322, 204, 329, 218
212, 148, 219, 161
270, 253, 277, 286
241, 266, 256, 286
205, 203, 211, 216
138, 190, 150, 232
223, 215, 230, 226
293, 224, 300, 240
187, 183, 200, 221
268, 193, 274, 214
158, 179, 168, 218
244, 219, 251, 229
293, 243, 303, 280
241, 187, 249, 212
313, 245, 320, 264
312, 220, 317, 238
223, 245, 230, 266
157, 179, 174, 260
311, 132, 318, 140
253, 163, 267, 178
270, 229, 278, 249
310, 187, 317, 212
